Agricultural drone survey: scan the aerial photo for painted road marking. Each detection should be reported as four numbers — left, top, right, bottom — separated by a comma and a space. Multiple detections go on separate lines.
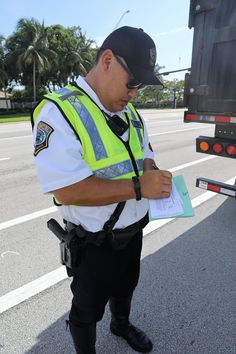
1, 251, 20, 258
0, 158, 10, 161
169, 155, 216, 172
0, 135, 32, 141
149, 125, 212, 136
0, 207, 57, 231
0, 176, 235, 314
146, 120, 212, 125
0, 124, 211, 141
145, 119, 183, 123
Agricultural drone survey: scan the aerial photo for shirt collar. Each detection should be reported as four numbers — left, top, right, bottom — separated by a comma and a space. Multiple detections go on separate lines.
74, 76, 129, 116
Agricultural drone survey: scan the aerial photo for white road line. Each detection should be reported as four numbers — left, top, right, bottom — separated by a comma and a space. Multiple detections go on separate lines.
0, 176, 235, 315
146, 119, 183, 123
146, 120, 211, 125
0, 135, 32, 141
169, 155, 217, 172
0, 267, 67, 314
0, 157, 10, 161
0, 156, 217, 231
149, 125, 212, 136
0, 207, 57, 231
0, 125, 211, 141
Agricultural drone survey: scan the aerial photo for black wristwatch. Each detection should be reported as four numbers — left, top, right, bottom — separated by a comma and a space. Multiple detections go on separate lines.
132, 176, 142, 201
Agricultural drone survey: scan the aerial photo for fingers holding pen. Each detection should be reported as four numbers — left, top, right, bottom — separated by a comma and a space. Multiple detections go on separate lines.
140, 170, 173, 199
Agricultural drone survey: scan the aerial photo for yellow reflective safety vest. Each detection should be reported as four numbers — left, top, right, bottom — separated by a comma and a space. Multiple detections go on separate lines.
32, 84, 144, 182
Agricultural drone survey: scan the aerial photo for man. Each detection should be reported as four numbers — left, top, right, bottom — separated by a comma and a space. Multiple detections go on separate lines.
32, 26, 172, 354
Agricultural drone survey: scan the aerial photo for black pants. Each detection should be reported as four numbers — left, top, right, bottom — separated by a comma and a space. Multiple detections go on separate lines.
69, 229, 143, 325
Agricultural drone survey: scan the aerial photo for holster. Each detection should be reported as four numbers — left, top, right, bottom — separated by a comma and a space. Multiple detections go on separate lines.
47, 218, 83, 269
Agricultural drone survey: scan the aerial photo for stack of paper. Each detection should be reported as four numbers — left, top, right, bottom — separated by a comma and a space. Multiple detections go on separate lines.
149, 175, 194, 220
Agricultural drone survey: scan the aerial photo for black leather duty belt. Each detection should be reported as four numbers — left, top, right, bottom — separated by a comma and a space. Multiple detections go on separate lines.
65, 213, 149, 251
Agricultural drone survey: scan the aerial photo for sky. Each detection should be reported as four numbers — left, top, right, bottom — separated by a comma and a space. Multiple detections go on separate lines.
0, 0, 193, 81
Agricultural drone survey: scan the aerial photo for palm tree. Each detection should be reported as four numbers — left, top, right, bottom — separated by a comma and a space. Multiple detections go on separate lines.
0, 35, 10, 109
7, 18, 57, 102
0, 35, 7, 84
0, 61, 9, 109
64, 29, 96, 82
53, 27, 96, 84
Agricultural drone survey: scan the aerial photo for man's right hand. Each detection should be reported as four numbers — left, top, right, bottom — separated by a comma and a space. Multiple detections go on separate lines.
140, 170, 172, 199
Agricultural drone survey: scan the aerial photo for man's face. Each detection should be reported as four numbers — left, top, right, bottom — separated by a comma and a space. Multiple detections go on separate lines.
101, 51, 141, 112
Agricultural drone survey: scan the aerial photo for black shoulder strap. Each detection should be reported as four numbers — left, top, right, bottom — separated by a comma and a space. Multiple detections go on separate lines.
102, 201, 126, 233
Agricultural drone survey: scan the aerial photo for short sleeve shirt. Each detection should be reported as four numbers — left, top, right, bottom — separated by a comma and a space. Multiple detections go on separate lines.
33, 76, 155, 231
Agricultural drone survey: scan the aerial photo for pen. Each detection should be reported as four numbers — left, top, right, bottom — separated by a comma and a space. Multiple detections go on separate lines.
152, 164, 159, 170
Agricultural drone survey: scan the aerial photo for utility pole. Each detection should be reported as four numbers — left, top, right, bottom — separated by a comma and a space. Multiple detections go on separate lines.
114, 10, 130, 30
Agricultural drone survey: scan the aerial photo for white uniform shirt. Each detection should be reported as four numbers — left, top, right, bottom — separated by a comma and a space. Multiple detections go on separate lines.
33, 76, 154, 231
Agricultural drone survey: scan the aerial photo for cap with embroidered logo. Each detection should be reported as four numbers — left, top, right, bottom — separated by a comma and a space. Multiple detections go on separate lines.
99, 26, 163, 86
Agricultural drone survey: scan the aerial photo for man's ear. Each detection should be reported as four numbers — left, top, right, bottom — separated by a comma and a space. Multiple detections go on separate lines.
100, 49, 113, 71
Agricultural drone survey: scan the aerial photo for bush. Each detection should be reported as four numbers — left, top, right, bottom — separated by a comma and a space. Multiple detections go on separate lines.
0, 108, 31, 116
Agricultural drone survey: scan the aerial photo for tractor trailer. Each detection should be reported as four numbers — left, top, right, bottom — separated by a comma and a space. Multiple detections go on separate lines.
184, 0, 236, 197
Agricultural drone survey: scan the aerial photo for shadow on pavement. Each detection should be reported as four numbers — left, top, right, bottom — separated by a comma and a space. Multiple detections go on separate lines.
24, 198, 236, 354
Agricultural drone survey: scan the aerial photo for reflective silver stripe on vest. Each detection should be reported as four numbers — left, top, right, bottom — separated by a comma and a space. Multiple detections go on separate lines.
94, 158, 143, 179
136, 158, 143, 171
67, 96, 108, 160
130, 110, 143, 147
55, 87, 71, 95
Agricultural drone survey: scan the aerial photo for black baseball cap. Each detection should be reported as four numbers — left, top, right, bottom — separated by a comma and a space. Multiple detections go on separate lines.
99, 26, 163, 87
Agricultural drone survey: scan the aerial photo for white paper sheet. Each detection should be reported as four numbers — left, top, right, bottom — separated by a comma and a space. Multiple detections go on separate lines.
149, 182, 184, 219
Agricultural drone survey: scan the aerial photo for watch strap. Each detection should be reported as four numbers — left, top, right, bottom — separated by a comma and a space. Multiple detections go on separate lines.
132, 176, 142, 201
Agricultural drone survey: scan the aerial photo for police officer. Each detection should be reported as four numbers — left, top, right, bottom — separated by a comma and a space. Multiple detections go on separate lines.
32, 26, 172, 354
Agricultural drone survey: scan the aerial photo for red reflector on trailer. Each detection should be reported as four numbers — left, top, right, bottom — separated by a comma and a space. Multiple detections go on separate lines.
197, 178, 236, 197
214, 116, 231, 123
226, 145, 236, 156
185, 114, 198, 121
212, 143, 223, 154
208, 184, 221, 192
185, 112, 236, 124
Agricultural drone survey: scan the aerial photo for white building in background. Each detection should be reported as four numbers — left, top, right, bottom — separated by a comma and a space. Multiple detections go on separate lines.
0, 91, 12, 109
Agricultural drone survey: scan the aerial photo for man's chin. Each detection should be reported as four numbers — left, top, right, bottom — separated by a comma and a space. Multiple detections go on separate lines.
118, 101, 128, 111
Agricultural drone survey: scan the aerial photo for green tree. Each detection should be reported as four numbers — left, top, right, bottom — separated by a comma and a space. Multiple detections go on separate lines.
134, 63, 165, 106
6, 18, 57, 102
46, 25, 96, 89
0, 35, 10, 109
162, 79, 185, 107
0, 35, 7, 86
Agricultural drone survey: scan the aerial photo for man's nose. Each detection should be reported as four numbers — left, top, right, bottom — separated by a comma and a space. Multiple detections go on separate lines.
128, 88, 138, 98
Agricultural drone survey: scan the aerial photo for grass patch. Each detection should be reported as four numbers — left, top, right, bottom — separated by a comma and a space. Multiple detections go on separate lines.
0, 116, 30, 123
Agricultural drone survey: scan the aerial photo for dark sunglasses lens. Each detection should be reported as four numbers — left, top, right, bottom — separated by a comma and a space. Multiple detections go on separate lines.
127, 82, 143, 89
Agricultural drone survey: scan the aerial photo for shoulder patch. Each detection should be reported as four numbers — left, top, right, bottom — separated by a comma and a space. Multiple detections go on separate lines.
34, 121, 54, 156
131, 120, 142, 129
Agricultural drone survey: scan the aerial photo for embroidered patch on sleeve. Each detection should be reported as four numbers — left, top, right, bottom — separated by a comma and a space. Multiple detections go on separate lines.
34, 121, 54, 156
131, 120, 142, 129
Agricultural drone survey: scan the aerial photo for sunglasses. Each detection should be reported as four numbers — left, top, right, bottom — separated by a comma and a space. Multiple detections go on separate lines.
115, 55, 144, 90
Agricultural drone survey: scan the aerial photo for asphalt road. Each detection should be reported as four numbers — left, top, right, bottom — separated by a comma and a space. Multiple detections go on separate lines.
0, 109, 235, 354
